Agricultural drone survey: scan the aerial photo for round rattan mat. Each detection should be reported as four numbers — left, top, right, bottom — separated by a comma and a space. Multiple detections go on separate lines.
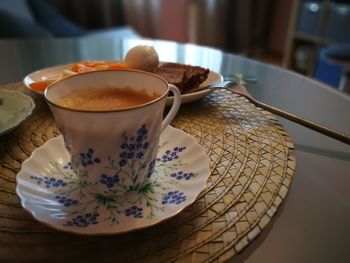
0, 83, 295, 262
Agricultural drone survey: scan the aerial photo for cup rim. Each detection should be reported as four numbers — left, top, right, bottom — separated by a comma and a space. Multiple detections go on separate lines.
44, 69, 170, 113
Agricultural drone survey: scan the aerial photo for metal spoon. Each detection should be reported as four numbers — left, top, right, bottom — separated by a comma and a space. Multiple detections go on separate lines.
210, 81, 350, 145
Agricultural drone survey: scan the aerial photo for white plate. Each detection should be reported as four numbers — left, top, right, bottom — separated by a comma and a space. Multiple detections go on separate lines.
166, 69, 222, 106
0, 89, 35, 135
16, 126, 210, 235
23, 62, 223, 104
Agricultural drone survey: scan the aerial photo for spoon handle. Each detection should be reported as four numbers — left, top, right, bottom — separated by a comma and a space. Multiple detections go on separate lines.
237, 91, 350, 145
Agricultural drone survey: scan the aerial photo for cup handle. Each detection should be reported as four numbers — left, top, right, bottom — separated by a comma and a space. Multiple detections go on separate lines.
161, 84, 181, 132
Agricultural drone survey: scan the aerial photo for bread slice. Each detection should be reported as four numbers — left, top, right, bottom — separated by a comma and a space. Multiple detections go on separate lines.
154, 67, 187, 92
154, 63, 209, 93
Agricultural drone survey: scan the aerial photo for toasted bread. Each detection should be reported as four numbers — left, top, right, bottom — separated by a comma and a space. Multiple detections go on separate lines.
154, 63, 209, 93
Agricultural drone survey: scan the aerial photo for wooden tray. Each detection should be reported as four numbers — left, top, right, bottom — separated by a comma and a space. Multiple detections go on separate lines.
0, 83, 295, 262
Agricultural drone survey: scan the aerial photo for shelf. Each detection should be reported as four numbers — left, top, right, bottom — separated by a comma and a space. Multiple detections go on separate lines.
294, 32, 333, 45
284, 0, 339, 76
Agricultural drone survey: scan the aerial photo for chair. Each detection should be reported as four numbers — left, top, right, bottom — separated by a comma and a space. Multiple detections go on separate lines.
0, 0, 140, 39
313, 45, 350, 94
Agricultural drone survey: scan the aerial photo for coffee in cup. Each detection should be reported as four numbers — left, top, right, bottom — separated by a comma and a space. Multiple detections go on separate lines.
58, 87, 160, 111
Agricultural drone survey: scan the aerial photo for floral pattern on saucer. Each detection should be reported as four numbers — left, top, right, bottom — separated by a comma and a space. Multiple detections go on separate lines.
16, 126, 210, 235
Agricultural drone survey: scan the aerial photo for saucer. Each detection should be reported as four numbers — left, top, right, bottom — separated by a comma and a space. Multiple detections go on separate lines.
16, 126, 210, 235
0, 89, 35, 135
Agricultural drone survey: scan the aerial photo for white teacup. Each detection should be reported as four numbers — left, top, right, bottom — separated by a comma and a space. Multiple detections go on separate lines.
45, 70, 181, 195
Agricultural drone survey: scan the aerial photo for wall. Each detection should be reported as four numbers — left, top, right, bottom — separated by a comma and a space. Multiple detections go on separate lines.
268, 0, 294, 56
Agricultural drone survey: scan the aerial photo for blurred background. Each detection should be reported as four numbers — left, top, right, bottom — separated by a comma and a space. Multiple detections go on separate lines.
0, 0, 349, 94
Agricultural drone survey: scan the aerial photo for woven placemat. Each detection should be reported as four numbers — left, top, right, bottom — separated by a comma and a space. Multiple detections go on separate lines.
0, 83, 295, 262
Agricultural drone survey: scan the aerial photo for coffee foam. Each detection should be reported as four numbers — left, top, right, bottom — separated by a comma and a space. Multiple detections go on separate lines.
58, 86, 159, 111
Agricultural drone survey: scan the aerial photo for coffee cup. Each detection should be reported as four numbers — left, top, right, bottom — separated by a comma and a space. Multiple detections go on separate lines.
45, 69, 181, 195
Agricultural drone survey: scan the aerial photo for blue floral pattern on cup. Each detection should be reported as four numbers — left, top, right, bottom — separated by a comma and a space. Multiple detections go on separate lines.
118, 124, 149, 167
29, 124, 198, 228
104, 124, 155, 192
79, 148, 101, 167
